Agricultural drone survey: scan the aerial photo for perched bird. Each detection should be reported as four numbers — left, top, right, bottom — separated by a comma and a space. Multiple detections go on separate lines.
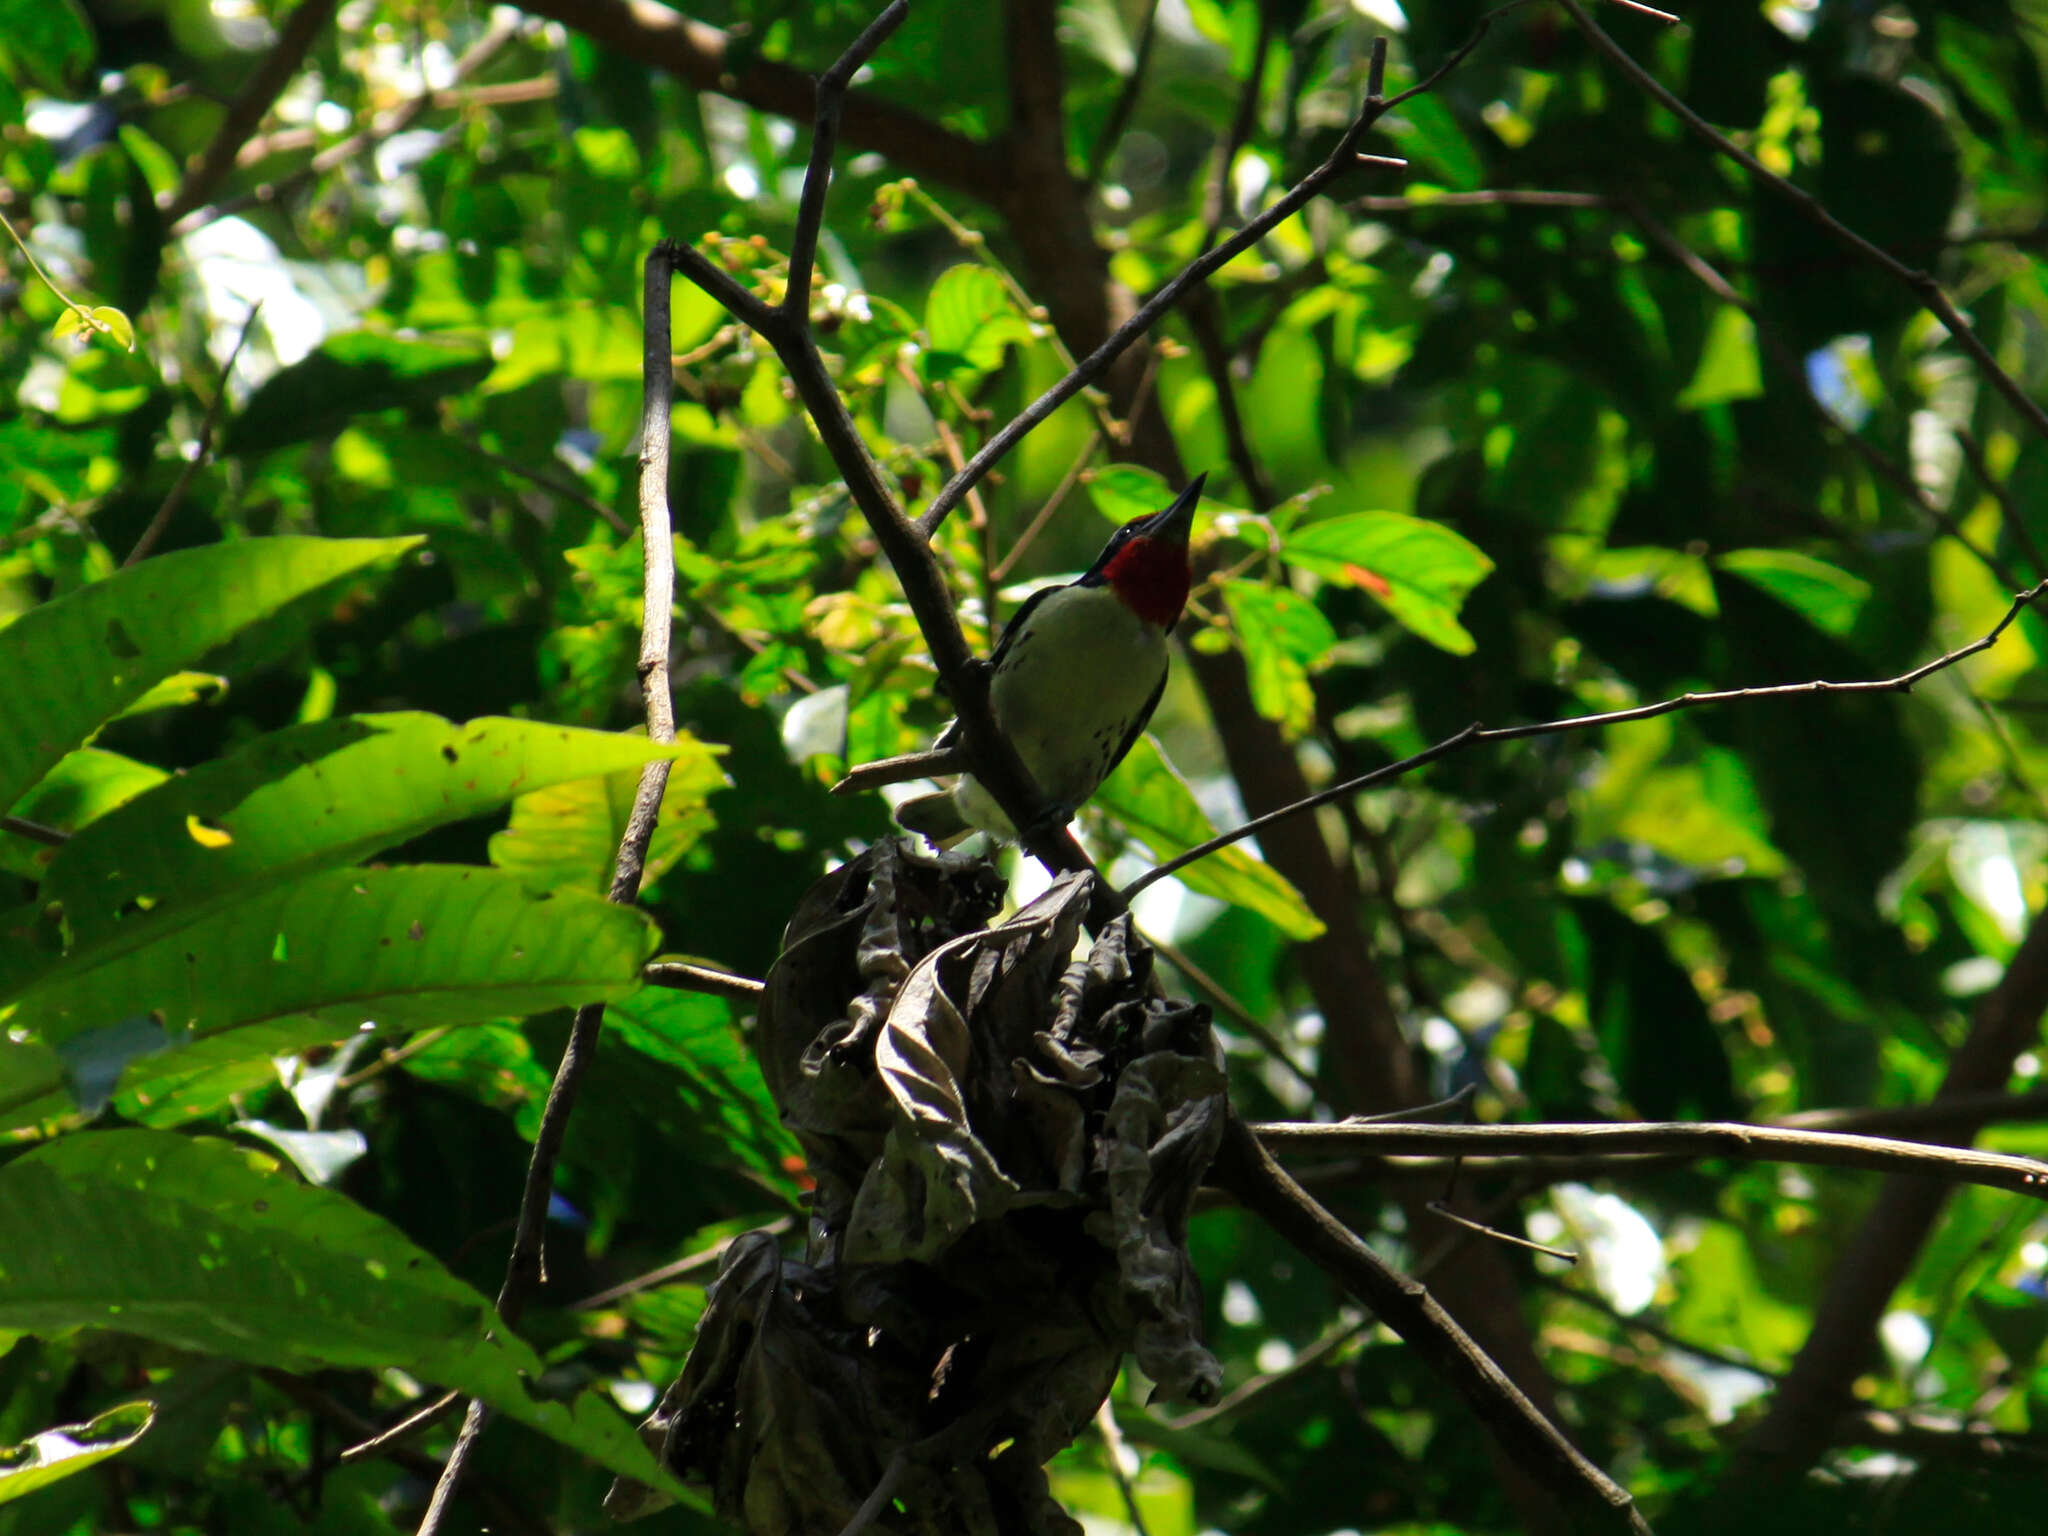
892, 474, 1205, 844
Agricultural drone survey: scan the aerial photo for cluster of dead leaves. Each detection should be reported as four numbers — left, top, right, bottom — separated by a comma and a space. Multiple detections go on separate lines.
609, 839, 1227, 1533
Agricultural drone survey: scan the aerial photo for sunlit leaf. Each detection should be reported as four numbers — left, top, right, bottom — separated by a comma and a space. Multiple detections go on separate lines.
1220, 580, 1336, 737
0, 1131, 676, 1490
5, 865, 660, 1057
0, 1402, 153, 1505
489, 732, 729, 894
1678, 305, 1764, 409
1095, 736, 1324, 940
40, 713, 692, 952
1280, 512, 1493, 654
0, 537, 420, 814
1716, 548, 1872, 636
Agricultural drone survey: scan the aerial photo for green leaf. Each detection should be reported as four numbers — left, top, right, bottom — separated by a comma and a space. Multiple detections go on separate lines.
1280, 511, 1493, 654
0, 536, 420, 814
42, 714, 692, 951
604, 985, 798, 1182
1220, 580, 1336, 737
5, 865, 661, 1058
2, 749, 167, 880
224, 333, 494, 457
114, 671, 227, 719
1969, 1282, 2048, 1369
0, 1402, 154, 1505
1677, 305, 1764, 409
1716, 549, 1872, 636
922, 264, 1031, 378
0, 0, 92, 92
1378, 93, 1483, 191
0, 1131, 675, 1490
1088, 464, 1178, 527
489, 733, 729, 894
0, 1036, 68, 1135
1095, 736, 1325, 941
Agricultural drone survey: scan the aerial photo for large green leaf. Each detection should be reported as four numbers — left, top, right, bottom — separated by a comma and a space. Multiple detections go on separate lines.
1095, 736, 1325, 941
1, 748, 167, 880
0, 1131, 676, 1491
1716, 548, 1873, 637
4, 865, 660, 1053
0, 537, 420, 813
224, 333, 494, 456
489, 734, 729, 894
42, 713, 695, 948
604, 985, 797, 1182
0, 1402, 153, 1506
1280, 512, 1493, 654
921, 264, 1033, 380
1220, 580, 1337, 738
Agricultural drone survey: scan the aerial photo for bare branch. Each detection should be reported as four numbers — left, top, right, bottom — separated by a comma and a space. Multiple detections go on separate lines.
642, 959, 766, 1000
1741, 903, 2048, 1478
784, 0, 909, 322
0, 814, 67, 848
163, 0, 340, 224
1559, 0, 2048, 450
1254, 1119, 2048, 1201
1621, 200, 2026, 587
1210, 1117, 1651, 1534
1124, 580, 2048, 901
414, 242, 685, 1536
517, 0, 997, 196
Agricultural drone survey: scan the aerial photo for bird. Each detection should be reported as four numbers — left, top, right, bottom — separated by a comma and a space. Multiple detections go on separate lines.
887, 473, 1205, 844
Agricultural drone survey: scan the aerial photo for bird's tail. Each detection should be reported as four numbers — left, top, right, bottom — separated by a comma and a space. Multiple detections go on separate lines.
893, 789, 973, 847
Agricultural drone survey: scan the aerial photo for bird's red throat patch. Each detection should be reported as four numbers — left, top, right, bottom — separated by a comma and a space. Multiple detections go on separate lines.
1101, 536, 1190, 629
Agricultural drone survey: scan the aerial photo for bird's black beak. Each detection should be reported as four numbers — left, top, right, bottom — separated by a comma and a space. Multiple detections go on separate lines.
1140, 473, 1206, 546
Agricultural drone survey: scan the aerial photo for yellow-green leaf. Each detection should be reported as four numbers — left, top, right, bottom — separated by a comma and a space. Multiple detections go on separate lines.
1096, 736, 1324, 940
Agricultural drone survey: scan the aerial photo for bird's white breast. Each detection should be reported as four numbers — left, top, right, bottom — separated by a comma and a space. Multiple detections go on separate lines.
986, 583, 1166, 809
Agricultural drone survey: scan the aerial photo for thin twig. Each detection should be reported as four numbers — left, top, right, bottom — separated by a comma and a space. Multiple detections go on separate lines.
465, 440, 632, 535
1954, 424, 2048, 581
1427, 1200, 1579, 1263
414, 241, 685, 1536
1093, 1402, 1150, 1536
570, 1217, 795, 1310
337, 1390, 461, 1465
989, 428, 1099, 581
916, 24, 1420, 538
1560, 0, 2048, 450
1254, 1119, 2048, 1200
642, 960, 766, 1000
172, 15, 524, 236
1124, 580, 2048, 900
1775, 1086, 2048, 1139
0, 813, 67, 847
125, 303, 263, 567
1197, 2, 1276, 255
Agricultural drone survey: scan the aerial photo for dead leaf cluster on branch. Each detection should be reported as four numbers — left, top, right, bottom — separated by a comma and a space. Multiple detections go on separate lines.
610, 839, 1226, 1533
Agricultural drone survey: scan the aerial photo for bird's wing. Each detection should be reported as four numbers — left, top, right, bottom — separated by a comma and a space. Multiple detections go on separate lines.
986, 584, 1059, 672
1104, 667, 1169, 785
